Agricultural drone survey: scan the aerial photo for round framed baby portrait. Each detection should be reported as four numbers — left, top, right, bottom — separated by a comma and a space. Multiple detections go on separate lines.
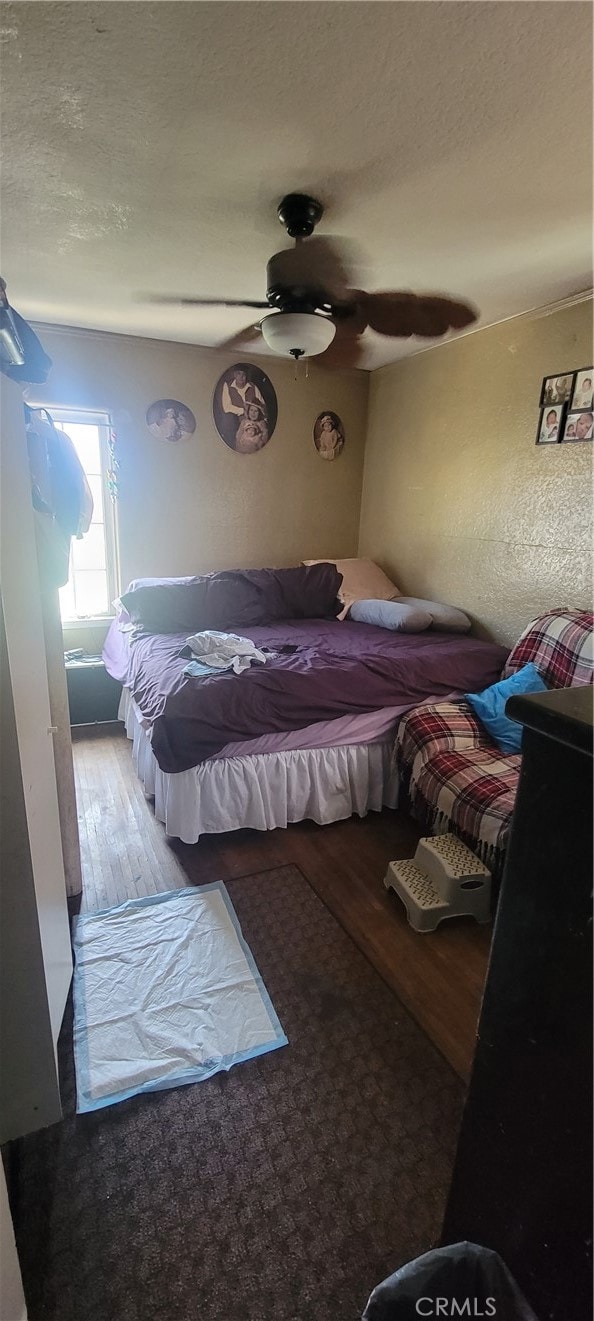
313, 411, 345, 461
212, 363, 278, 453
146, 399, 196, 442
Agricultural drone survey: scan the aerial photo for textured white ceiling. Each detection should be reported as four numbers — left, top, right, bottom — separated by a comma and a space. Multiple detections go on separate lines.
2, 1, 592, 369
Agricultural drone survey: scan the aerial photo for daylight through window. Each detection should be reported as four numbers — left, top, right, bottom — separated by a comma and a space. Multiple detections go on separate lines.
44, 409, 119, 621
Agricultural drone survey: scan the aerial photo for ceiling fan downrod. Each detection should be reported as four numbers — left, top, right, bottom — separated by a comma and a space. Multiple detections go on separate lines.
277, 193, 324, 239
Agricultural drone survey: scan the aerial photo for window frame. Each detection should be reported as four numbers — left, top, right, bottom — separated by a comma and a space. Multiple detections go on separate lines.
30, 404, 120, 626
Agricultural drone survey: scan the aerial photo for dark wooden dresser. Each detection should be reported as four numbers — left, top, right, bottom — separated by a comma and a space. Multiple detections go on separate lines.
442, 685, 593, 1320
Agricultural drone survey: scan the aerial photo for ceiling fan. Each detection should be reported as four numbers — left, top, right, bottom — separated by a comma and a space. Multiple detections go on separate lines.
148, 193, 478, 368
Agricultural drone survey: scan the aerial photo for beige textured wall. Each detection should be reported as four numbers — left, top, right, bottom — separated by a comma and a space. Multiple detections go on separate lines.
33, 325, 368, 640
359, 300, 593, 645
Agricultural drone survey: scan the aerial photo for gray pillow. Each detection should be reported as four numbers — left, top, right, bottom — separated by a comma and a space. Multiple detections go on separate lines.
349, 599, 433, 632
395, 596, 471, 633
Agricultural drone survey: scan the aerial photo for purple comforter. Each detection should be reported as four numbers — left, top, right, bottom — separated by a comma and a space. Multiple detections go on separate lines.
104, 617, 508, 773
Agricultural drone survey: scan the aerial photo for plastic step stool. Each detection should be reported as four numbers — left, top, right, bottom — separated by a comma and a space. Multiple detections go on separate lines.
384, 833, 492, 933
416, 834, 491, 905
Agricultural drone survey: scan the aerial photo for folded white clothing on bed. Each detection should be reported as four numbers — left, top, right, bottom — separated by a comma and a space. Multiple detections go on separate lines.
185, 630, 268, 675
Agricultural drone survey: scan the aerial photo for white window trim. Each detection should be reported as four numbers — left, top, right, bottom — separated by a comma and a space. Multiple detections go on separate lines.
61, 616, 116, 632
29, 403, 120, 624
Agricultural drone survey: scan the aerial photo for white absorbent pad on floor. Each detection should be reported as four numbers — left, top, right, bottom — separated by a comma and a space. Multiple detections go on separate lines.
72, 883, 287, 1113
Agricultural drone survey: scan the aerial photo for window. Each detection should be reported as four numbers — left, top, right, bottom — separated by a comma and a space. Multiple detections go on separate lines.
43, 408, 119, 622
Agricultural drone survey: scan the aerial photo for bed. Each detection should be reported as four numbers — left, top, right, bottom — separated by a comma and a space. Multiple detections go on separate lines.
103, 568, 507, 844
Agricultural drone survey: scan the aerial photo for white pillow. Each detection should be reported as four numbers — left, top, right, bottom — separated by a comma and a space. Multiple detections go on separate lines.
395, 596, 471, 633
349, 599, 433, 632
303, 557, 401, 619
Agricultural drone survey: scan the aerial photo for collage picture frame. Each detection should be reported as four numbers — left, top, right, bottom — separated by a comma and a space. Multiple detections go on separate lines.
536, 367, 593, 445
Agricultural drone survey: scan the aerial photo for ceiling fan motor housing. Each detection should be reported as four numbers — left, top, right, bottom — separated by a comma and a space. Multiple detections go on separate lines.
266, 248, 334, 315
266, 281, 328, 314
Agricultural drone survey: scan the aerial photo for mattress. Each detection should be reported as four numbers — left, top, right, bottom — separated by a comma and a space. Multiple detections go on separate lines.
211, 703, 427, 759
109, 624, 425, 755
120, 688, 401, 843
104, 615, 508, 773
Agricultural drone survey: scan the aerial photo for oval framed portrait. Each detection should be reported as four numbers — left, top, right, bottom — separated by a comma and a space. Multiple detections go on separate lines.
313, 411, 345, 461
212, 363, 278, 453
146, 399, 196, 443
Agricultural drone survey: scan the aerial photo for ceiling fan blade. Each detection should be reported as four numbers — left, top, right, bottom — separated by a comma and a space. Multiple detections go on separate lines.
316, 336, 366, 370
316, 305, 368, 369
216, 323, 263, 352
362, 292, 478, 339
144, 295, 270, 310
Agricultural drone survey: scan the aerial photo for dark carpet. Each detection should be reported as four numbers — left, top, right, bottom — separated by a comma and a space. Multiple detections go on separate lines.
5, 864, 463, 1321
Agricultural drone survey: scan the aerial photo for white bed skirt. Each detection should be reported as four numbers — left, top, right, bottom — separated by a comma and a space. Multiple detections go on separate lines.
120, 689, 399, 844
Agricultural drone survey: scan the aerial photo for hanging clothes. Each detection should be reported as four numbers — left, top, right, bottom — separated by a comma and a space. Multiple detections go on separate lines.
25, 407, 94, 588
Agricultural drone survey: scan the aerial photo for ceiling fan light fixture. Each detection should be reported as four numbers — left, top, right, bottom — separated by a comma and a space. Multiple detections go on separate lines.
260, 311, 336, 359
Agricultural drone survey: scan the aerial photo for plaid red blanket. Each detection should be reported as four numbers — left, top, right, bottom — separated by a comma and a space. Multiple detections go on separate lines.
502, 608, 593, 688
396, 609, 593, 874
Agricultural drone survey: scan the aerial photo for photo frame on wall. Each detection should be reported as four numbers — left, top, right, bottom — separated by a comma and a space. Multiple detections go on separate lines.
536, 403, 565, 445
562, 410, 594, 443
146, 399, 196, 442
313, 411, 345, 461
212, 363, 277, 453
540, 372, 575, 406
570, 368, 593, 412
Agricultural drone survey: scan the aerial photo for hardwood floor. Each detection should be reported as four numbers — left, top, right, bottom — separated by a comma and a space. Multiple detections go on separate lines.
72, 726, 491, 1081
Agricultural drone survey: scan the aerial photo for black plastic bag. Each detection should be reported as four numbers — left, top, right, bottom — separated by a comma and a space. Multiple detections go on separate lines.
0, 279, 52, 383
362, 1242, 539, 1320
